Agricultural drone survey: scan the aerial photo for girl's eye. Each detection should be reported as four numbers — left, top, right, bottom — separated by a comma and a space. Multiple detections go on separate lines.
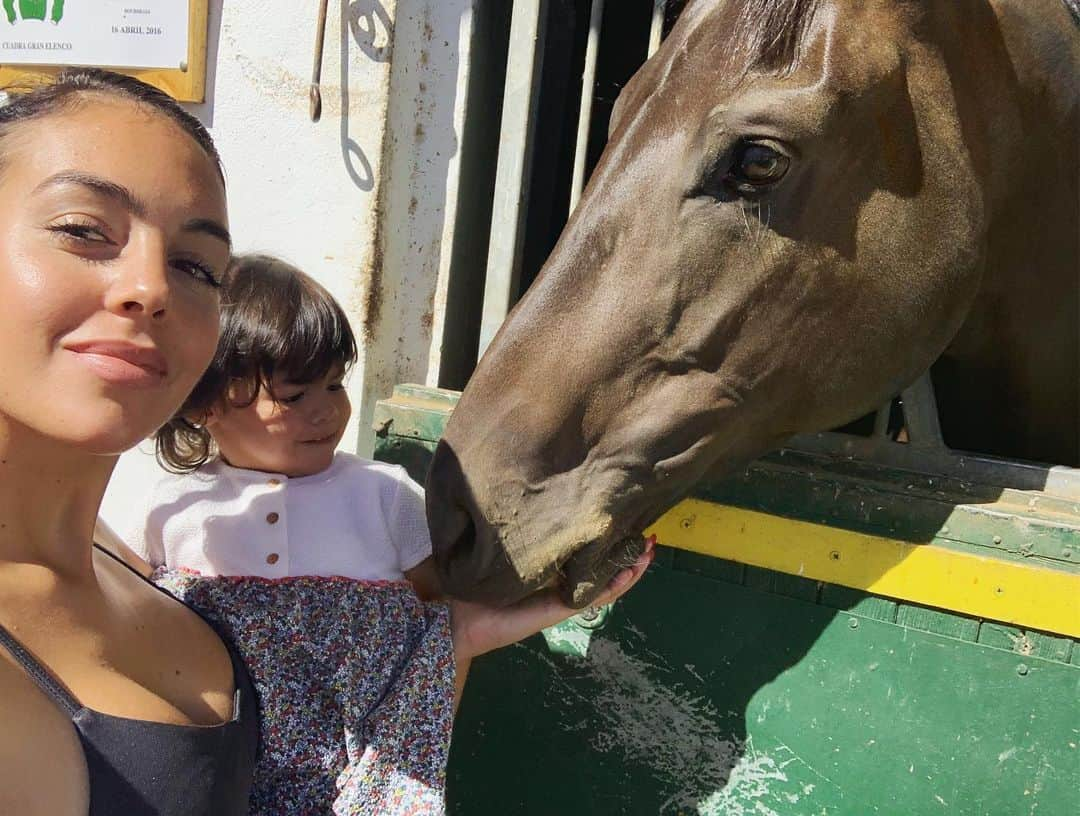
328, 383, 345, 392
171, 256, 221, 288
279, 391, 305, 405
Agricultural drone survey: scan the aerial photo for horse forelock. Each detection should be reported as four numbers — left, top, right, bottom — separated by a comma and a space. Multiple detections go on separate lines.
729, 0, 821, 75
675, 0, 821, 80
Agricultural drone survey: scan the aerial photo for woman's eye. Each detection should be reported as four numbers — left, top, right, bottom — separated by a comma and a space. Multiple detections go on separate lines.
328, 383, 345, 392
279, 391, 305, 405
171, 257, 221, 288
47, 220, 112, 243
728, 142, 790, 189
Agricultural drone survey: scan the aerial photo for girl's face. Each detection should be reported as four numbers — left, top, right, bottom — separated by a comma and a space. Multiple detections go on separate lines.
0, 97, 228, 454
207, 371, 351, 478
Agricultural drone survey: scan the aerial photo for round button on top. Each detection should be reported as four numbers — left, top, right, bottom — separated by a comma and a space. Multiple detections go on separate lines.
266, 512, 280, 524
266, 553, 280, 565
267, 478, 281, 487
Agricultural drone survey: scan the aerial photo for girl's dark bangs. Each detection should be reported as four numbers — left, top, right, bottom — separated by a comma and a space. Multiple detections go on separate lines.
264, 281, 357, 389
208, 254, 359, 405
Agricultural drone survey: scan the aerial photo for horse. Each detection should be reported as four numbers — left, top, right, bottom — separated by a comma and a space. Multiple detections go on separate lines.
425, 0, 1079, 607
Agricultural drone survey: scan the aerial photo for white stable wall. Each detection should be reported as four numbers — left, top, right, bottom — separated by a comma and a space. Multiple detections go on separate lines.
101, 0, 475, 532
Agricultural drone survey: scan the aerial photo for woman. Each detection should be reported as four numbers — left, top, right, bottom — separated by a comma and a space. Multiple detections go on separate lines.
0, 69, 255, 815
0, 69, 651, 815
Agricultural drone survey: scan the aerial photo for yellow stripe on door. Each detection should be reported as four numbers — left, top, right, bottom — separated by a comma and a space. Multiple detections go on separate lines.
646, 499, 1080, 639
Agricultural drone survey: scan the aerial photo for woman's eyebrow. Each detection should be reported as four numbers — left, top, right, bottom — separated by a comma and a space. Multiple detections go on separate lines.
34, 170, 146, 216
183, 217, 232, 248
32, 170, 231, 247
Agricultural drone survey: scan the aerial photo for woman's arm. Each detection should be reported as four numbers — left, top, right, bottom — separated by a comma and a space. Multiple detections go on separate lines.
0, 659, 89, 815
447, 538, 655, 710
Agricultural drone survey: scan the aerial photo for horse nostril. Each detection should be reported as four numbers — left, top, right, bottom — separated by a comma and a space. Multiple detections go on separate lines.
431, 502, 488, 598
426, 439, 516, 600
427, 471, 477, 563
434, 505, 475, 565
458, 513, 476, 552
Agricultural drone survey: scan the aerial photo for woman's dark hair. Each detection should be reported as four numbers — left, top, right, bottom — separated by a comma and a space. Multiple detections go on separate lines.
0, 67, 223, 182
156, 254, 358, 472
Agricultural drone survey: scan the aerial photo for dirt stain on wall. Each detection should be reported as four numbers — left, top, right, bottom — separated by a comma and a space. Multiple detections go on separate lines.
360, 198, 385, 343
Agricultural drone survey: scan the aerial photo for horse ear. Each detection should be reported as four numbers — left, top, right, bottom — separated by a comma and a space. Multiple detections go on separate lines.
608, 64, 655, 140
608, 85, 630, 140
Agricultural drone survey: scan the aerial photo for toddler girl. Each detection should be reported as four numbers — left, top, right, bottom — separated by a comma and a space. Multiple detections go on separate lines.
131, 252, 439, 597
125, 254, 453, 814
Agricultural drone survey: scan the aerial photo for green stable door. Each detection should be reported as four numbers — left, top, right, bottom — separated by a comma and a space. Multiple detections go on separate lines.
374, 385, 1079, 816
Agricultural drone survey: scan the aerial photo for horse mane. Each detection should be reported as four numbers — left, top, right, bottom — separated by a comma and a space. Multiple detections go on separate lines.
724, 0, 1077, 73
726, 0, 821, 76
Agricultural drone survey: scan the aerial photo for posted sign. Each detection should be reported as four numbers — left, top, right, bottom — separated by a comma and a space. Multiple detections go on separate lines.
0, 2, 190, 70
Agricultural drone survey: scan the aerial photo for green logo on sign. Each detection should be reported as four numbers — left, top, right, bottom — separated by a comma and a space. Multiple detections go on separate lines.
3, 0, 65, 24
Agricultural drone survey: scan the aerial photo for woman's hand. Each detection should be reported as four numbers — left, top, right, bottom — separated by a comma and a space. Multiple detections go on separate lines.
447, 537, 655, 707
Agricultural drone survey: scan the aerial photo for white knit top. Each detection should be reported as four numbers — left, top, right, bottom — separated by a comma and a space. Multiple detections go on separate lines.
122, 452, 432, 581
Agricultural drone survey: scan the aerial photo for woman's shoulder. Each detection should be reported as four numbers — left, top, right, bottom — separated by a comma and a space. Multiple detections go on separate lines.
0, 652, 89, 815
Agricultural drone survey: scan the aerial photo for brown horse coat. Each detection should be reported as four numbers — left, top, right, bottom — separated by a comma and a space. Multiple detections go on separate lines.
427, 0, 1079, 606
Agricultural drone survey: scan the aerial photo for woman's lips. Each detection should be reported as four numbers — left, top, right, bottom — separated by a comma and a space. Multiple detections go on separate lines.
65, 340, 168, 386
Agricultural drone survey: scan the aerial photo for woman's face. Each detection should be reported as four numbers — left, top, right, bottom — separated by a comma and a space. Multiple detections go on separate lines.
0, 96, 229, 454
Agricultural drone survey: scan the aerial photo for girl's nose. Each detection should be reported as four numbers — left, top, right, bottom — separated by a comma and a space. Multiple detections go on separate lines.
308, 397, 340, 425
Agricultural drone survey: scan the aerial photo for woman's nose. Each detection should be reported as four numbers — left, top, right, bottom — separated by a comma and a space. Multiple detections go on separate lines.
104, 237, 170, 319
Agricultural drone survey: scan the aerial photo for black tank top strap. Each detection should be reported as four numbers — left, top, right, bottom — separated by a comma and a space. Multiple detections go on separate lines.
89, 543, 251, 679
0, 620, 81, 715
91, 540, 155, 581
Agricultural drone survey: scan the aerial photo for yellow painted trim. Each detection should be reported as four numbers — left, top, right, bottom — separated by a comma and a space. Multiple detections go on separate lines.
645, 498, 1080, 639
0, 1, 209, 102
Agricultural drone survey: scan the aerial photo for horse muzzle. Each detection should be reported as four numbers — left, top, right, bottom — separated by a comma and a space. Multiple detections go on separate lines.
427, 438, 651, 607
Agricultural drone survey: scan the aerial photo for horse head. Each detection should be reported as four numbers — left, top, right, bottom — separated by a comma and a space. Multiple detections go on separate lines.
426, 0, 1079, 606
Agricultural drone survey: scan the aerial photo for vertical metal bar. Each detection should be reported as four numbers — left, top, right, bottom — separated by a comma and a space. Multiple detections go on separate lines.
477, 0, 548, 358
648, 0, 667, 57
309, 0, 330, 121
900, 371, 945, 448
568, 0, 605, 213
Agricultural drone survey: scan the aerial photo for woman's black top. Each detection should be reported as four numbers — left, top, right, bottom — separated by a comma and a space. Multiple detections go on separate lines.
0, 545, 258, 815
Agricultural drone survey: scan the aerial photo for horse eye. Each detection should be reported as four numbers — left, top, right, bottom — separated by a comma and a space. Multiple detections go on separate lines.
730, 142, 790, 188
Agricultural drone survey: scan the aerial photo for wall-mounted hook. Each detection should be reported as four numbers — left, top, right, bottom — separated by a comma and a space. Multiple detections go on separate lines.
309, 0, 330, 122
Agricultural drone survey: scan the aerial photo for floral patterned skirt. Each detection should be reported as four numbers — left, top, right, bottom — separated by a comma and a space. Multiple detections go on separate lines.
154, 570, 455, 816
